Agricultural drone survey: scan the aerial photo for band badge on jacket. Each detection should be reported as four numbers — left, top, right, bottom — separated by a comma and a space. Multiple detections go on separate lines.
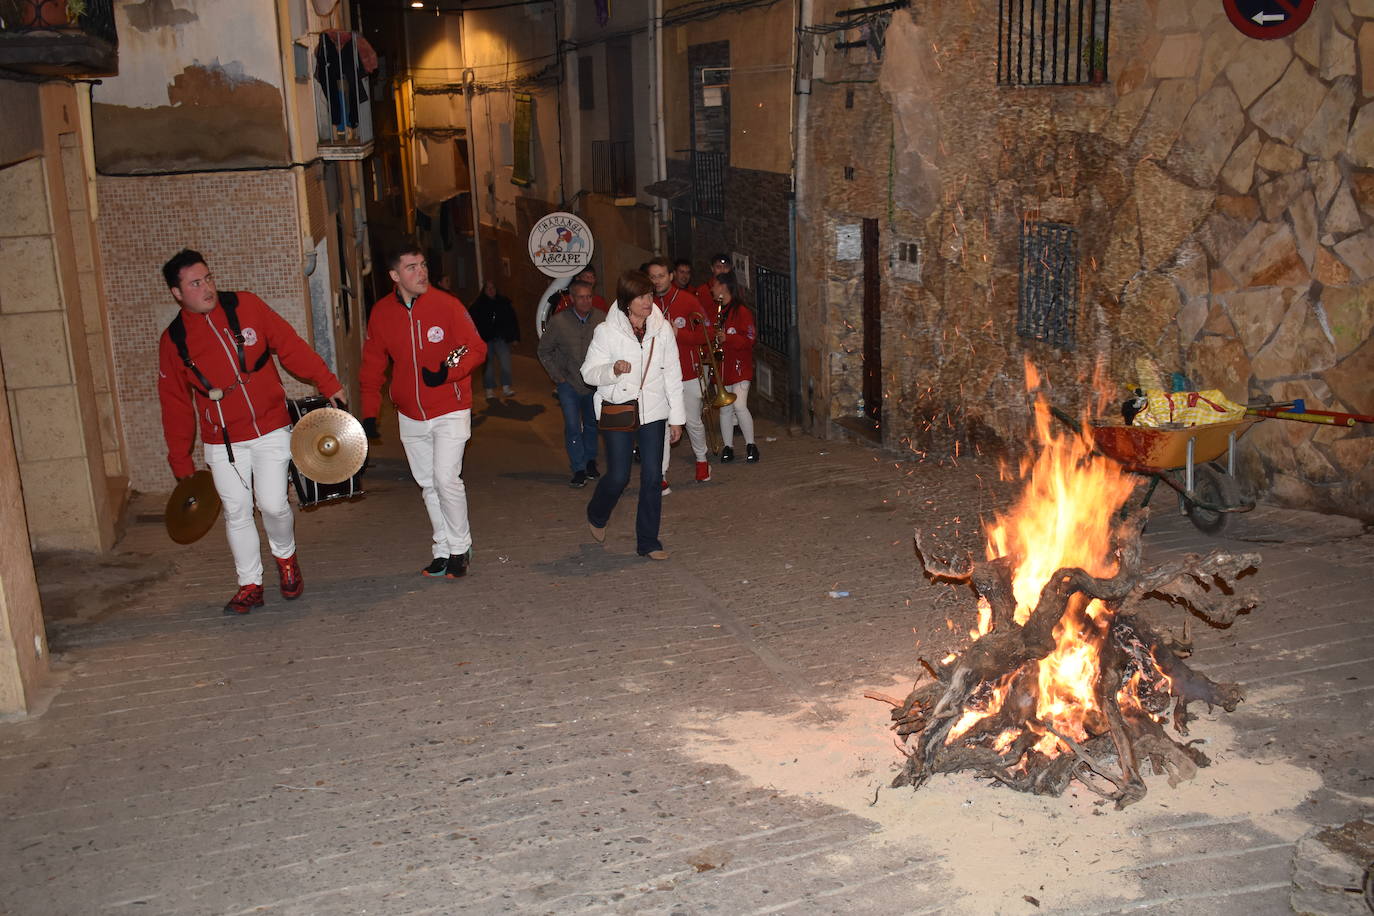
427, 326, 445, 343
241, 327, 258, 346
674, 316, 686, 328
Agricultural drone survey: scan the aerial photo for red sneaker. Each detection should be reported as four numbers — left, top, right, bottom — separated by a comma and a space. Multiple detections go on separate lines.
275, 554, 304, 600
694, 460, 711, 482
660, 480, 672, 496
224, 584, 265, 615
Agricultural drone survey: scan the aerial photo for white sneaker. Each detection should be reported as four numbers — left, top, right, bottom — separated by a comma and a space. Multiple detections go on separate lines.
486, 388, 496, 398
502, 385, 515, 396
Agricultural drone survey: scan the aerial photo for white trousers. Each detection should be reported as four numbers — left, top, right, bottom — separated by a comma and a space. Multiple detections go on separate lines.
664, 378, 708, 473
205, 426, 295, 586
720, 381, 755, 447
398, 410, 473, 558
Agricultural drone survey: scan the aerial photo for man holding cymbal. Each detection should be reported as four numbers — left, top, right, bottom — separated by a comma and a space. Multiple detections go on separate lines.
157, 249, 346, 615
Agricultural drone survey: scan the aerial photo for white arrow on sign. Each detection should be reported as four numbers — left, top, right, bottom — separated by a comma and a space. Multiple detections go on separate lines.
1251, 11, 1286, 24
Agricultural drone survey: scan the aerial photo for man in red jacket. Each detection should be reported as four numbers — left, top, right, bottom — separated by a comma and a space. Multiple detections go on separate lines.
360, 244, 487, 579
157, 249, 346, 615
648, 257, 714, 486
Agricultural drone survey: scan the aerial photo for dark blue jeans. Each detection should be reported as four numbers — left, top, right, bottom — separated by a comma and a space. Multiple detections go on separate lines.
556, 382, 599, 473
587, 418, 666, 555
483, 338, 513, 389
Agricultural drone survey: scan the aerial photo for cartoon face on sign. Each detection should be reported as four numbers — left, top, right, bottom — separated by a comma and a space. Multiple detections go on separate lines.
427, 326, 444, 344
528, 212, 595, 278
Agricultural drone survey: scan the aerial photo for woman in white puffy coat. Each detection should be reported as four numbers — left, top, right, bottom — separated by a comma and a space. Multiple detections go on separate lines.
581, 270, 686, 559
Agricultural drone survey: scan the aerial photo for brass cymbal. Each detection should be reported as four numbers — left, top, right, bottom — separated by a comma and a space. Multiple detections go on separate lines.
165, 470, 221, 545
290, 407, 367, 485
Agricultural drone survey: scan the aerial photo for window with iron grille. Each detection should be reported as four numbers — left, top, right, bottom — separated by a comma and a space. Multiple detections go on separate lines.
591, 140, 636, 197
998, 0, 1110, 86
693, 151, 725, 221
1016, 220, 1078, 351
753, 265, 790, 355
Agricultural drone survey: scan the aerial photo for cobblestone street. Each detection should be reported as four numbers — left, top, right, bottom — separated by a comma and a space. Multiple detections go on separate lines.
3, 355, 1371, 915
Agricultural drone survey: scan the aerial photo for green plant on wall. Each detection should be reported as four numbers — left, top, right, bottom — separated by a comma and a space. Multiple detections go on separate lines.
66, 0, 87, 19
1084, 38, 1107, 82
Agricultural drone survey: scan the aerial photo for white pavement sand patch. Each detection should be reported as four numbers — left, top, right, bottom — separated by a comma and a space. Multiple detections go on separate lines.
678, 684, 1323, 914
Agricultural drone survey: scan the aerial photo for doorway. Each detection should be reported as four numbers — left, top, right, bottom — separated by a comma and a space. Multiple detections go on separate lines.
861, 217, 881, 426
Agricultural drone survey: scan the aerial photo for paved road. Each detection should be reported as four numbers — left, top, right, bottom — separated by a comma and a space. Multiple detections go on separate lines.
4, 356, 1371, 915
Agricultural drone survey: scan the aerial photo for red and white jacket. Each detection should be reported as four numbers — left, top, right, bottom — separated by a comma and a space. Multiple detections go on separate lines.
158, 292, 343, 479
655, 285, 714, 382
360, 286, 487, 422
718, 302, 757, 385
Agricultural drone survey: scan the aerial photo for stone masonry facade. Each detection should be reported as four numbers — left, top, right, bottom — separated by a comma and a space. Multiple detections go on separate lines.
96, 170, 315, 492
801, 1, 1374, 520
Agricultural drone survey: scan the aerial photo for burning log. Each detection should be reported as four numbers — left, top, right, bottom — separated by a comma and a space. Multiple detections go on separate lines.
885, 512, 1260, 809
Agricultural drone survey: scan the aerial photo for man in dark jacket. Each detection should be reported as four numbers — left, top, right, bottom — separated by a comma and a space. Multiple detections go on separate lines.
469, 279, 520, 398
537, 279, 605, 487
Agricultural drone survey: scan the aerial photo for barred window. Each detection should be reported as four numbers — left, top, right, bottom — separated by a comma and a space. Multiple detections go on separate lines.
998, 0, 1111, 86
753, 265, 790, 355
1016, 220, 1078, 351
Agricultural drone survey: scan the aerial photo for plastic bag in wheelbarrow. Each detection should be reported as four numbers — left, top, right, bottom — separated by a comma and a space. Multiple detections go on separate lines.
1134, 389, 1246, 427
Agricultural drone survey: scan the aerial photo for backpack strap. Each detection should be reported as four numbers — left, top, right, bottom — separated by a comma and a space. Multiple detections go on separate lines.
167, 312, 218, 397
219, 292, 271, 374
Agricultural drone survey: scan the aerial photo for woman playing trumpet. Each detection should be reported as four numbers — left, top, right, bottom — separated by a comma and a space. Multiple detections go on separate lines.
710, 272, 759, 463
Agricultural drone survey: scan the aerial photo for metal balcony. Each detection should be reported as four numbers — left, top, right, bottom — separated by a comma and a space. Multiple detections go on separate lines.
313, 30, 374, 161
0, 0, 118, 76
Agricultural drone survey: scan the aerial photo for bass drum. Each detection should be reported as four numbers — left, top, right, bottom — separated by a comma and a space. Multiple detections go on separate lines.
287, 396, 365, 509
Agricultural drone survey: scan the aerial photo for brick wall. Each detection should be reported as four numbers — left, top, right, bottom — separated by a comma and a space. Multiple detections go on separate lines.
96, 170, 311, 492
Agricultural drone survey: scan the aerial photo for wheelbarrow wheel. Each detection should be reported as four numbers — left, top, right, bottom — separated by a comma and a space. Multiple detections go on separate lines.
1184, 464, 1239, 535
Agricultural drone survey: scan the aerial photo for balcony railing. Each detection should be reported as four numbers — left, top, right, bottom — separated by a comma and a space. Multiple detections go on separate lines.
0, 0, 118, 76
314, 30, 374, 160
591, 139, 636, 198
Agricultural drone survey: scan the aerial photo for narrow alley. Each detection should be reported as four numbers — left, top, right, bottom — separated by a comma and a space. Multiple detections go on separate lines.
2, 355, 1369, 915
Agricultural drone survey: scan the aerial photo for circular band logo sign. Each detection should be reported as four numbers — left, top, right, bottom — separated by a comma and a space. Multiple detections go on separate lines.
528, 212, 595, 278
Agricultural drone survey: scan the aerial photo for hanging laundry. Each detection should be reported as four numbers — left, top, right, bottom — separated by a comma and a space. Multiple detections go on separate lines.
314, 30, 379, 131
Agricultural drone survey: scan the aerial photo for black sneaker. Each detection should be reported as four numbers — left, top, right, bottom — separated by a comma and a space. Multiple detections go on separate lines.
445, 552, 470, 578
720, 445, 735, 463
584, 460, 600, 480
746, 443, 760, 463
569, 470, 587, 488
422, 557, 448, 577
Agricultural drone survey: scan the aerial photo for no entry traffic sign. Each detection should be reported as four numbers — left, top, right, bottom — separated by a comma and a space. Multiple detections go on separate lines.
1223, 0, 1315, 40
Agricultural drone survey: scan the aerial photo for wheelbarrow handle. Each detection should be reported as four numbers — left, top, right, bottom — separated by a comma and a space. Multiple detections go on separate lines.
1245, 408, 1356, 427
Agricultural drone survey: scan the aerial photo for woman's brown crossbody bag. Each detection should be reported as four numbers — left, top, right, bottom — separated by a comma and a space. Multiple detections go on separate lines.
598, 338, 654, 432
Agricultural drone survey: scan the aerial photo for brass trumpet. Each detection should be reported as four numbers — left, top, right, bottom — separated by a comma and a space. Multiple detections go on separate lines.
690, 313, 736, 455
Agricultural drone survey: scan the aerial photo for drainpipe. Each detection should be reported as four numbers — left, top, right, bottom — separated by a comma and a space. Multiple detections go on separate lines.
462, 67, 484, 287
787, 0, 813, 428
652, 0, 668, 252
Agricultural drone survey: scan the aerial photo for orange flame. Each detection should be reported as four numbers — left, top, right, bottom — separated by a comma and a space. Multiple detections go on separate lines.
967, 361, 1138, 754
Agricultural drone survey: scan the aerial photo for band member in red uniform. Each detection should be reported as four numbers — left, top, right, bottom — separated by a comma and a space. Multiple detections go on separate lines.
672, 258, 694, 293
695, 253, 732, 303
361, 244, 487, 579
157, 249, 346, 615
550, 267, 609, 317
647, 257, 713, 485
711, 272, 760, 463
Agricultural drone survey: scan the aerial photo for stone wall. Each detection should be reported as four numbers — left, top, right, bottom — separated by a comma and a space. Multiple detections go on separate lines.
801, 1, 1374, 520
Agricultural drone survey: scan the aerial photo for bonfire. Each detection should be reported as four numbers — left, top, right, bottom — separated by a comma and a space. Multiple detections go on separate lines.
874, 366, 1261, 809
